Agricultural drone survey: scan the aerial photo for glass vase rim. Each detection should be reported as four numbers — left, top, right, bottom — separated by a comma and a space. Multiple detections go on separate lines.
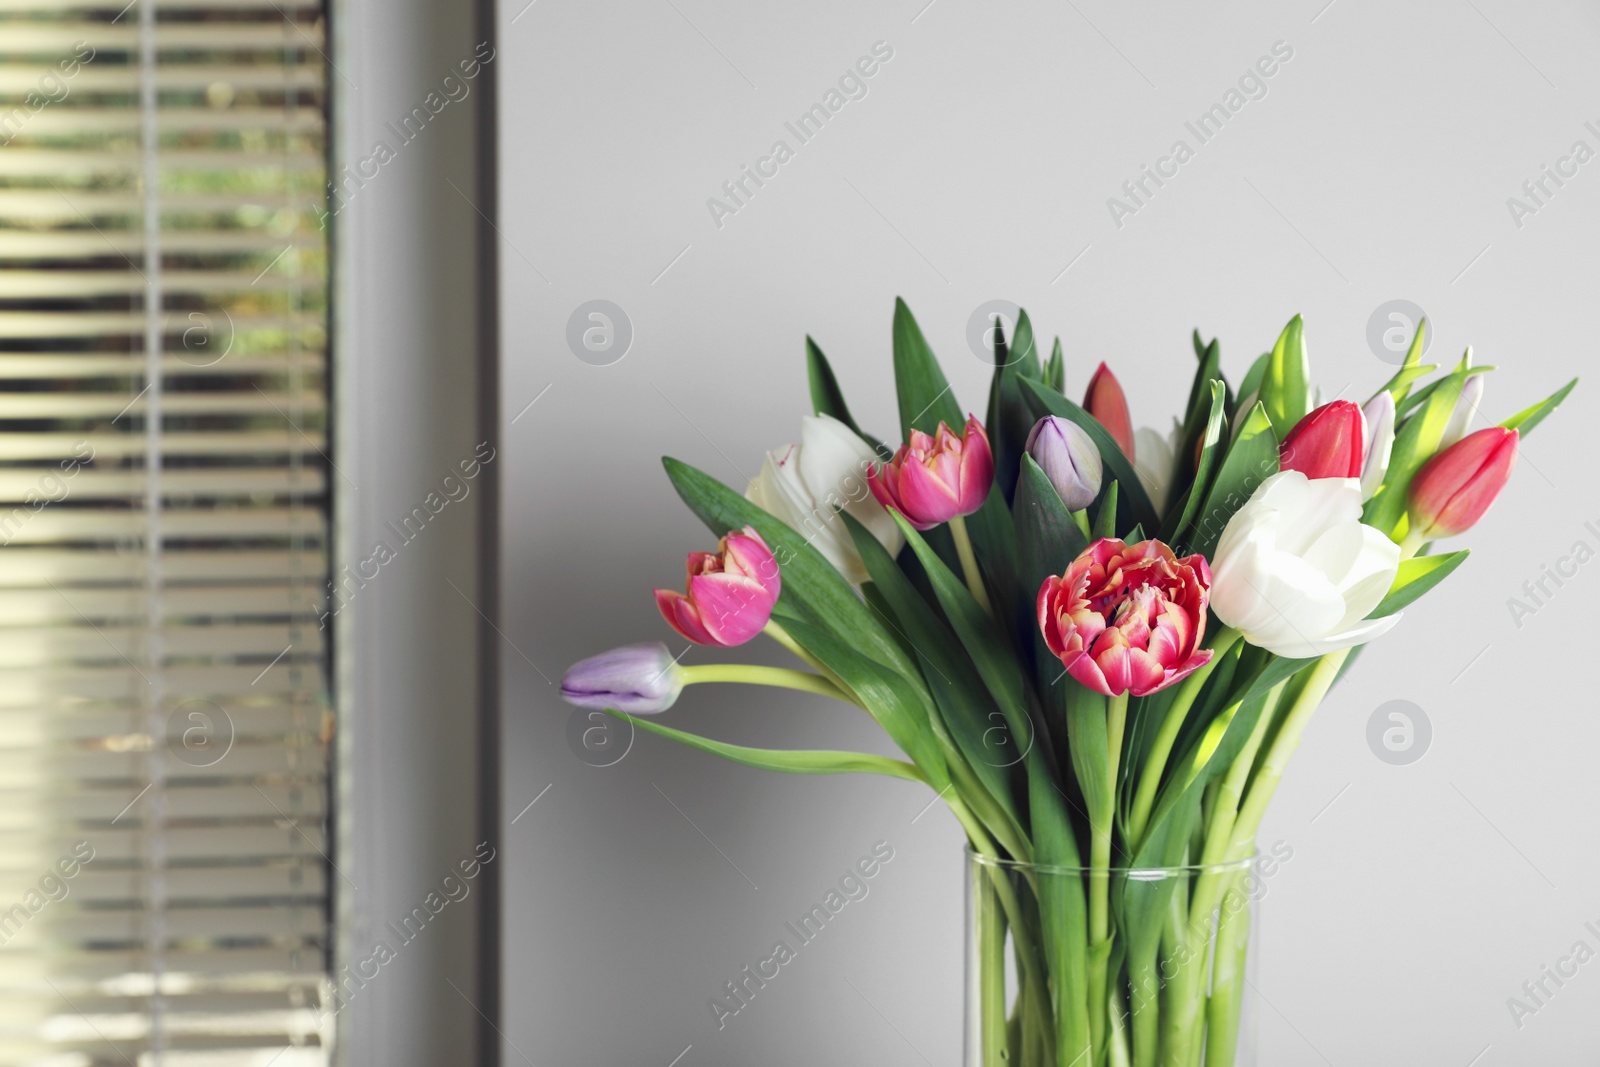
966, 845, 1256, 877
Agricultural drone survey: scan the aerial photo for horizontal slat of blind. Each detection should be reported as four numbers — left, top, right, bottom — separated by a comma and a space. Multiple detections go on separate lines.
0, 0, 334, 1059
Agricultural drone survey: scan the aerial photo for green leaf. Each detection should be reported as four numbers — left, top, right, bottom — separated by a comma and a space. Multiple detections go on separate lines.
1367, 550, 1469, 618
1045, 337, 1065, 392
891, 513, 1032, 740
1386, 364, 1443, 416
805, 337, 884, 453
845, 513, 1024, 826
988, 308, 1042, 506
1257, 315, 1310, 434
1233, 352, 1270, 414
662, 457, 915, 679
1501, 377, 1578, 437
1162, 380, 1227, 550
1364, 359, 1478, 534
1184, 401, 1279, 559
1181, 339, 1224, 461
894, 297, 964, 439
1093, 480, 1120, 540
1014, 455, 1088, 598
609, 710, 928, 782
1019, 377, 1159, 534
775, 614, 948, 785
1376, 317, 1430, 405
1028, 771, 1092, 1064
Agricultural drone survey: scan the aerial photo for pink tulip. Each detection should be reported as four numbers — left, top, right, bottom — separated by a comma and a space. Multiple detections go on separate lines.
1083, 362, 1136, 460
1279, 400, 1365, 480
654, 526, 781, 646
1037, 538, 1212, 698
868, 416, 994, 530
1407, 427, 1518, 539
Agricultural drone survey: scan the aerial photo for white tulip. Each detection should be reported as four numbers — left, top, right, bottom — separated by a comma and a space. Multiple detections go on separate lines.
745, 414, 903, 583
1209, 471, 1402, 659
1133, 419, 1183, 515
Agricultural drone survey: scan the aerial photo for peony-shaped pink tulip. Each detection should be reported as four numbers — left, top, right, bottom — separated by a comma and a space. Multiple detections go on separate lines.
654, 526, 780, 646
867, 415, 994, 530
1037, 538, 1213, 698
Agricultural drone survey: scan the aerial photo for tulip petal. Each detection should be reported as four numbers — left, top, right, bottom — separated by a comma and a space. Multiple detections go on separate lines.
687, 573, 771, 646
655, 588, 715, 645
1257, 612, 1401, 660
897, 449, 961, 527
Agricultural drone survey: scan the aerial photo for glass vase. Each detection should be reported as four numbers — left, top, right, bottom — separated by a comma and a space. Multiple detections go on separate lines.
965, 849, 1261, 1067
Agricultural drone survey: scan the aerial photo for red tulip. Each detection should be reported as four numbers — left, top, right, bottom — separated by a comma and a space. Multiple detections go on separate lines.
654, 526, 781, 646
1037, 538, 1212, 698
868, 416, 993, 530
1083, 362, 1136, 459
1279, 400, 1365, 480
1407, 427, 1518, 539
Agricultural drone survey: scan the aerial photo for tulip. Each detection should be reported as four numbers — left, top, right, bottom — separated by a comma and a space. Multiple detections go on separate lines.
1210, 471, 1402, 658
1025, 416, 1103, 510
1407, 426, 1518, 540
654, 526, 781, 646
867, 415, 994, 530
1279, 400, 1365, 480
1134, 420, 1182, 514
1083, 362, 1136, 459
1037, 538, 1213, 697
561, 642, 684, 714
745, 415, 903, 583
1360, 392, 1395, 500
1438, 373, 1484, 450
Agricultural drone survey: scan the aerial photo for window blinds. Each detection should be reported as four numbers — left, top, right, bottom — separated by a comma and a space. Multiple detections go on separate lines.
0, 0, 333, 1064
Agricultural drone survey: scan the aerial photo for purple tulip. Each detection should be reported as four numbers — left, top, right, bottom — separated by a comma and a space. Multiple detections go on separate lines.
561, 642, 683, 714
1025, 416, 1103, 511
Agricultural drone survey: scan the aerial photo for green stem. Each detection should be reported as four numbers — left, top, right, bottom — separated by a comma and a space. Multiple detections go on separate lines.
1399, 526, 1426, 558
1126, 628, 1241, 847
1203, 871, 1251, 1067
949, 514, 994, 616
679, 663, 851, 701
1224, 650, 1349, 860
1088, 691, 1129, 1063
977, 869, 1008, 1067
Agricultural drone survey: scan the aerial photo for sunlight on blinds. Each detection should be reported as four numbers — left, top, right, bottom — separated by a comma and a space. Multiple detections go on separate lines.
0, 0, 333, 1064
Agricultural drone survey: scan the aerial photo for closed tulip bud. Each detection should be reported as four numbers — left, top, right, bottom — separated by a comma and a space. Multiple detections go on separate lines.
1083, 362, 1136, 459
1438, 373, 1485, 450
1279, 400, 1366, 480
561, 642, 684, 714
1407, 427, 1518, 539
868, 415, 994, 530
1024, 416, 1102, 511
654, 526, 781, 646
1360, 392, 1396, 500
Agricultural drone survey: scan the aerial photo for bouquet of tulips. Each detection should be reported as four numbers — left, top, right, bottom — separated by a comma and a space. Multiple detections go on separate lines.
561, 300, 1574, 1067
